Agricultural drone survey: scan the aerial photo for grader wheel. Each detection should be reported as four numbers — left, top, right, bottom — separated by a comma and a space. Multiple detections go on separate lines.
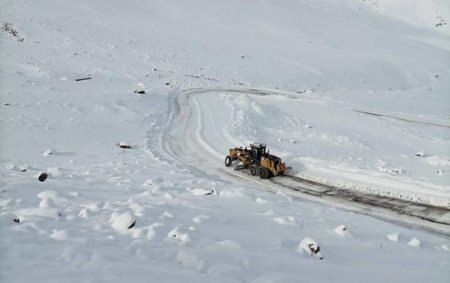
250, 165, 258, 176
225, 156, 232, 167
259, 167, 271, 179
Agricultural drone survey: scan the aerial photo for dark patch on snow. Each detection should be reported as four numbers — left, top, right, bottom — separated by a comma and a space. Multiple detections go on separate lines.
75, 77, 92, 82
1, 23, 24, 41
13, 218, 20, 223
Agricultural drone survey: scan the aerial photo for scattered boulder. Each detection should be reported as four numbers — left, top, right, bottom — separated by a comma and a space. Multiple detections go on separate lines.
38, 172, 48, 182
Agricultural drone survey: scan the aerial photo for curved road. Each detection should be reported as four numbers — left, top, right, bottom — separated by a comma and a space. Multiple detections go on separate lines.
162, 87, 450, 235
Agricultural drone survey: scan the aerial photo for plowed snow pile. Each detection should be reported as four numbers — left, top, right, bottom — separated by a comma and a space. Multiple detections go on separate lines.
1, 0, 449, 283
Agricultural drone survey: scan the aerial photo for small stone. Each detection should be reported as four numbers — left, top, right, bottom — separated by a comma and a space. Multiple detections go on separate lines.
42, 149, 53, 156
415, 151, 426, 157
119, 142, 131, 149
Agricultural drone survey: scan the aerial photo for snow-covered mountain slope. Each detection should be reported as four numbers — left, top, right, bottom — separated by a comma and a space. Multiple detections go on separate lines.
1, 0, 449, 282
362, 0, 450, 34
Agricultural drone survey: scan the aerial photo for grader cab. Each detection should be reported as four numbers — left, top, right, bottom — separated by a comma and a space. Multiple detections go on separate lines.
224, 143, 287, 179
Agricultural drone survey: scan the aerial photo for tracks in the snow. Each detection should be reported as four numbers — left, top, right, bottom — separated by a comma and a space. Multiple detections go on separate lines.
163, 87, 450, 235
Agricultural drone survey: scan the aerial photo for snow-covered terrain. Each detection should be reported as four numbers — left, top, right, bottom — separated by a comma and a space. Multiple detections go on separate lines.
1, 0, 449, 282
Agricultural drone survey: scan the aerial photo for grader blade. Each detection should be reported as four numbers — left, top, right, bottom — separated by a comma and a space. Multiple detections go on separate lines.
233, 164, 245, 170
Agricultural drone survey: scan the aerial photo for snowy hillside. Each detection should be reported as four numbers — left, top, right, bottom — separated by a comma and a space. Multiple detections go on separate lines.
1, 0, 450, 282
362, 0, 450, 34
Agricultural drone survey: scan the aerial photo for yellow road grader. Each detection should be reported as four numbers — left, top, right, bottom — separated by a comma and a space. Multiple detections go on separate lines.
224, 143, 287, 179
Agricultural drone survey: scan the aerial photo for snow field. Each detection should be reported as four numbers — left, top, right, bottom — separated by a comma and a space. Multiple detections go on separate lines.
2, 143, 450, 282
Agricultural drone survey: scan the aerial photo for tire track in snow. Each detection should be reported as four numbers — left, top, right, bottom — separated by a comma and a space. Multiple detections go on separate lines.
162, 87, 450, 235
353, 109, 450, 128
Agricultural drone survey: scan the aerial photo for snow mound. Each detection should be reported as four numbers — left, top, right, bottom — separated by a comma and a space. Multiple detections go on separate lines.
298, 237, 323, 260
42, 148, 53, 156
146, 225, 156, 240
78, 208, 91, 218
256, 197, 268, 204
188, 187, 215, 196
273, 216, 296, 225
15, 207, 60, 220
333, 225, 349, 236
207, 264, 244, 281
0, 212, 20, 226
176, 248, 205, 272
250, 273, 299, 283
110, 212, 136, 234
47, 167, 62, 177
51, 229, 69, 241
387, 233, 399, 242
39, 197, 56, 208
408, 237, 422, 248
37, 191, 59, 200
167, 227, 190, 244
192, 215, 210, 224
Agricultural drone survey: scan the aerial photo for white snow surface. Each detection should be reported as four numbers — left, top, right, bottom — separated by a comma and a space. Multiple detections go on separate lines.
1, 0, 450, 282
